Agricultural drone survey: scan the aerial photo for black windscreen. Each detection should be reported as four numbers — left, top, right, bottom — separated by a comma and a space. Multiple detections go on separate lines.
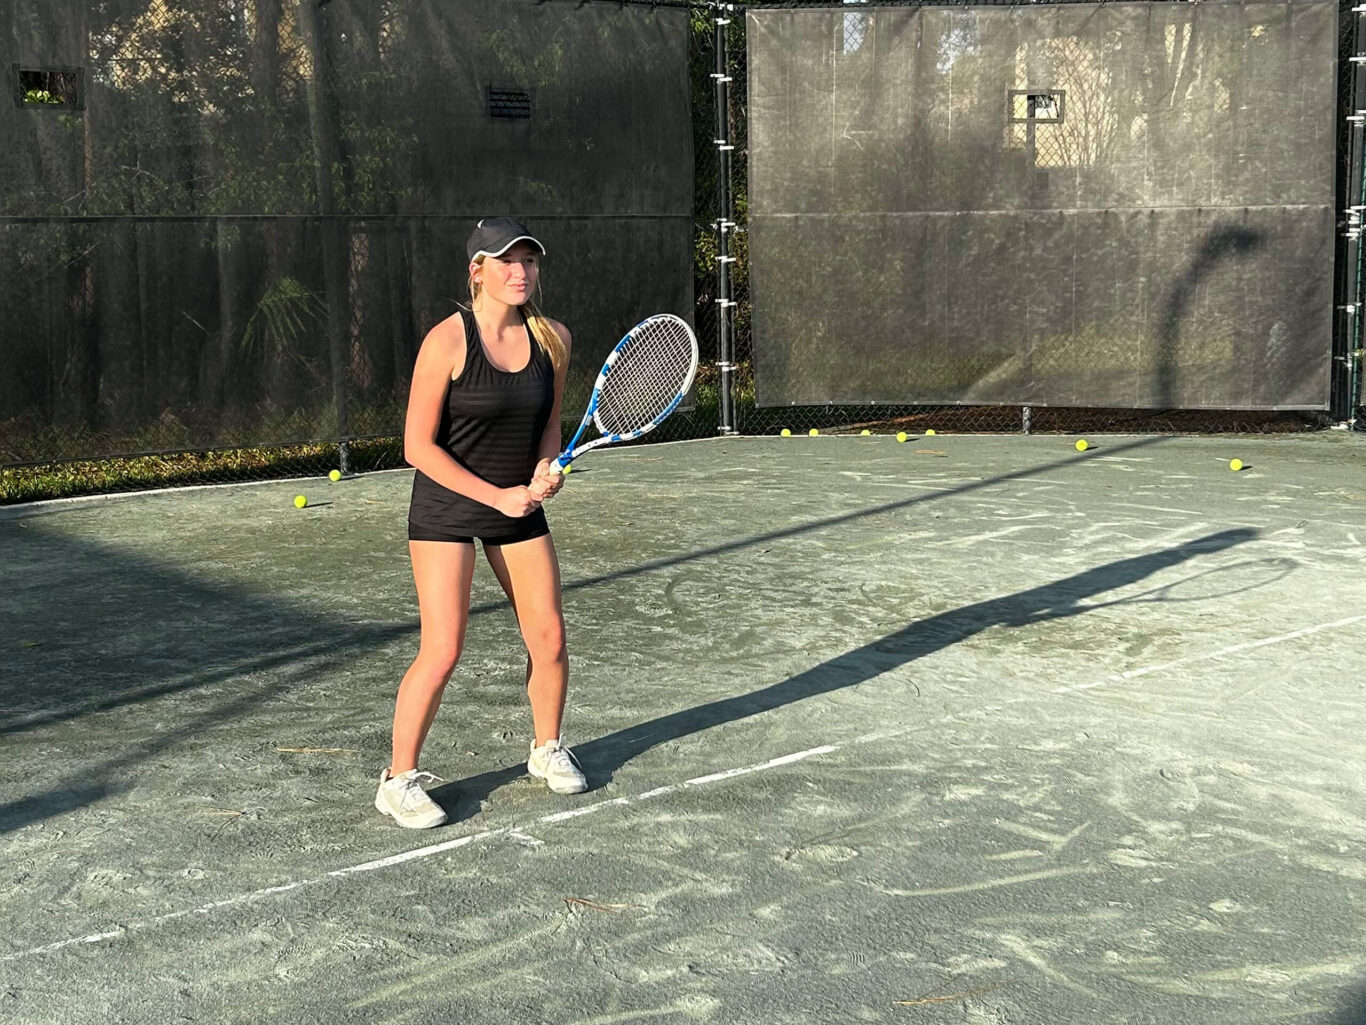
0, 0, 693, 464
747, 1, 1337, 409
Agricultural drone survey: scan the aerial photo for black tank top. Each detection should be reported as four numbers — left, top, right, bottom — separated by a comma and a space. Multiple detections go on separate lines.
407, 307, 556, 534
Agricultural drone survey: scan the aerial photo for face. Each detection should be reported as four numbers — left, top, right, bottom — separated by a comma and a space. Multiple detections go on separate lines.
472, 241, 540, 306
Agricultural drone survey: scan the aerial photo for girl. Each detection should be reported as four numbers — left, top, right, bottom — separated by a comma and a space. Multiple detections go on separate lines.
376, 217, 586, 829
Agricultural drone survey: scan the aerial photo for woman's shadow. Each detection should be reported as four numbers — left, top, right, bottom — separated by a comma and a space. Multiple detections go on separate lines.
432, 526, 1263, 820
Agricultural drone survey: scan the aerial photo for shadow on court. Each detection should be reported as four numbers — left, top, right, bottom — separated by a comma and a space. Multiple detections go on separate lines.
0, 531, 398, 740
1338, 989, 1366, 1025
0, 534, 403, 832
1335, 981, 1366, 1025
432, 525, 1263, 820
0, 436, 1198, 835
0, 437, 1166, 740
1157, 223, 1265, 407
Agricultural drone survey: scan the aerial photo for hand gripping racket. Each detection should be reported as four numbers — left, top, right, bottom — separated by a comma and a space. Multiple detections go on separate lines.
551, 313, 699, 473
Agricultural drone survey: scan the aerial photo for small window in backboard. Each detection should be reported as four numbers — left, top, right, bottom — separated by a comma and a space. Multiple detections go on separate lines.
1009, 90, 1064, 123
15, 65, 84, 110
488, 87, 532, 120
840, 0, 871, 56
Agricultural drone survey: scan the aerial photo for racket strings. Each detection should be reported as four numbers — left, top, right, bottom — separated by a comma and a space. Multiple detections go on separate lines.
594, 319, 696, 435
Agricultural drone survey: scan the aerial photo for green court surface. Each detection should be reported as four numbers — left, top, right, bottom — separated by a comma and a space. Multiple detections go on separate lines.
2, 433, 1364, 1024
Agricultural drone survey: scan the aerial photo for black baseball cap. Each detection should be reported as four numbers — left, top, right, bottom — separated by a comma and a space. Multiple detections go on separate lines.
466, 217, 546, 263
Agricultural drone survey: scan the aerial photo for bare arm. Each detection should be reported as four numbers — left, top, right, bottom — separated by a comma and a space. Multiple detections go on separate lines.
404, 319, 541, 518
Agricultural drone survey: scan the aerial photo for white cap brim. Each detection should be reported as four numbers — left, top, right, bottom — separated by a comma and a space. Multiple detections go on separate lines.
473, 236, 546, 260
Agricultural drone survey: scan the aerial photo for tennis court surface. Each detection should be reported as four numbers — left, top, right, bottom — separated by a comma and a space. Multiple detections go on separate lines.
2, 433, 1364, 1024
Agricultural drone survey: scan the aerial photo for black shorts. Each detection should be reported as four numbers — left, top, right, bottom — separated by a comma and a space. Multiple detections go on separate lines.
408, 506, 550, 546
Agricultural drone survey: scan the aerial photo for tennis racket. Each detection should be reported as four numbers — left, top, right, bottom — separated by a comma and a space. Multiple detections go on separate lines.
551, 313, 699, 473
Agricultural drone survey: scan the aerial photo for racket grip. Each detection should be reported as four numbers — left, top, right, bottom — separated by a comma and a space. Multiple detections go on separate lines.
550, 454, 571, 475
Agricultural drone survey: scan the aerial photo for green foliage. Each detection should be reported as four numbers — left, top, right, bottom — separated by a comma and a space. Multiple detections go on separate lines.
691, 4, 751, 317
484, 27, 565, 88
22, 88, 64, 105
0, 438, 406, 505
0, 389, 413, 468
240, 276, 327, 368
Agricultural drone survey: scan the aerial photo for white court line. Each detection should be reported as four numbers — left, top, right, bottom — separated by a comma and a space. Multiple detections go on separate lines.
5, 614, 1362, 963
1, 745, 841, 963
1052, 613, 1366, 695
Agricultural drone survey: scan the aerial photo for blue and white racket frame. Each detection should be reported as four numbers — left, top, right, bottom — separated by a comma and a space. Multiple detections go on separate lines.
550, 313, 699, 474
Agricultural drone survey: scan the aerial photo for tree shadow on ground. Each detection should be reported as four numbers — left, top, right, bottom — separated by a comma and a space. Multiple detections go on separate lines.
0, 436, 1167, 740
1, 437, 1173, 833
1333, 980, 1366, 1025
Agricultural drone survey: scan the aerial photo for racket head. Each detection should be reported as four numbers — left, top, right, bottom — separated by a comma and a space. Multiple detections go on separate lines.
590, 314, 699, 438
1084, 557, 1298, 611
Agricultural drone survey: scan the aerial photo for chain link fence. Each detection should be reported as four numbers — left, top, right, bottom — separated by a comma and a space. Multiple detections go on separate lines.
704, 0, 1353, 439
3, 0, 1360, 503
2, 0, 698, 501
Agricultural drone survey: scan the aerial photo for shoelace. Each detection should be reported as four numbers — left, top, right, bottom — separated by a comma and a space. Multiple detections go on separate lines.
545, 746, 582, 776
395, 770, 444, 811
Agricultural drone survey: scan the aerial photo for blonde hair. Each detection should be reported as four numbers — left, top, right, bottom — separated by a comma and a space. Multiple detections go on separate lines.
468, 256, 568, 373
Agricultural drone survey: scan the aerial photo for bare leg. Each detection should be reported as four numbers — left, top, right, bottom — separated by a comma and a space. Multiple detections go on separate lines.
390, 540, 477, 775
483, 534, 568, 745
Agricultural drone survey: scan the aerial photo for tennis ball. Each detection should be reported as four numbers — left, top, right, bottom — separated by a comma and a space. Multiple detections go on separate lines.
809, 428, 819, 436
925, 429, 937, 436
328, 469, 342, 482
293, 494, 308, 508
1075, 439, 1089, 452
896, 431, 908, 443
780, 428, 791, 437
860, 429, 871, 436
563, 465, 573, 474
1229, 458, 1243, 472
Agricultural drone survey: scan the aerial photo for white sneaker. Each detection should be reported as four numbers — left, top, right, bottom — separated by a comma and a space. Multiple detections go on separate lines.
375, 768, 448, 829
527, 738, 588, 794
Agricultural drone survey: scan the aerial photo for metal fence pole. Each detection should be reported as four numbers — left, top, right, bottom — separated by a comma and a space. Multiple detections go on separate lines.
298, 0, 352, 455
1342, 7, 1366, 426
713, 4, 738, 435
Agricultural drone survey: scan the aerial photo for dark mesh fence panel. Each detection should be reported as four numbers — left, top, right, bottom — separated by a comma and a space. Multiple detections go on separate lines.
2, 0, 1356, 500
0, 0, 694, 468
746, 1, 1338, 412
0, 216, 379, 461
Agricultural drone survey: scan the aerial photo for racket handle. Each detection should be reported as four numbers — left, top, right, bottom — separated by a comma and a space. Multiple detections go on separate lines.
550, 454, 571, 475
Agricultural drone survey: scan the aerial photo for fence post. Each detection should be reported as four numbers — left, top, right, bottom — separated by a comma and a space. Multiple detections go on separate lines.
713, 4, 738, 435
1340, 4, 1366, 427
298, 0, 352, 453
